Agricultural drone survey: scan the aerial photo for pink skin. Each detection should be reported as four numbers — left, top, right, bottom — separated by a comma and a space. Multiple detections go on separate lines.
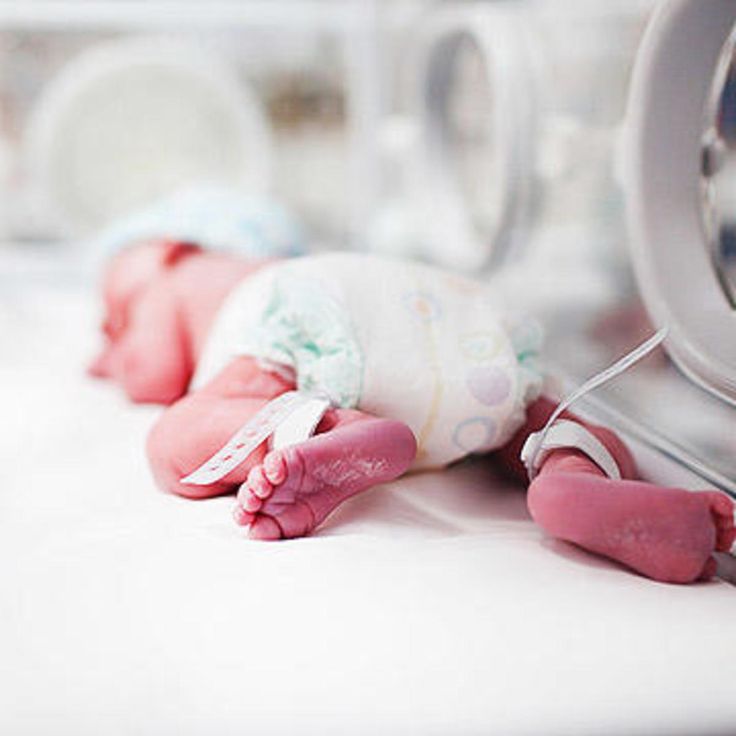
89, 239, 265, 404
234, 413, 417, 540
497, 399, 736, 584
145, 355, 417, 538
94, 243, 736, 583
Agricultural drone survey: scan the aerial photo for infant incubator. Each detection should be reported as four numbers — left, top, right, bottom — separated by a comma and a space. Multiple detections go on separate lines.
3, 4, 736, 736
1, 0, 734, 497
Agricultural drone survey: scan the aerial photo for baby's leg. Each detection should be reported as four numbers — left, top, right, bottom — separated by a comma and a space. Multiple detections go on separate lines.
500, 398, 736, 583
530, 456, 735, 583
147, 356, 417, 531
235, 409, 417, 540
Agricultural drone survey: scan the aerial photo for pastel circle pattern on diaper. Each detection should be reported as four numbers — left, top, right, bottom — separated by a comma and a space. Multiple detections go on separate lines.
466, 365, 512, 407
402, 291, 442, 322
459, 331, 501, 363
452, 416, 497, 453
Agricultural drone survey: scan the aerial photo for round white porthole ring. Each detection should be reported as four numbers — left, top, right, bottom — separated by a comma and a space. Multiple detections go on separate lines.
25, 35, 273, 237
409, 3, 538, 273
623, 0, 736, 405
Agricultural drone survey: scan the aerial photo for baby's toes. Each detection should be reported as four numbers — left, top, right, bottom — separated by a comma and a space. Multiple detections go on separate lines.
259, 499, 316, 539
239, 489, 262, 513
233, 504, 254, 527
263, 451, 287, 485
707, 492, 736, 552
250, 466, 275, 499
248, 514, 282, 541
237, 468, 268, 512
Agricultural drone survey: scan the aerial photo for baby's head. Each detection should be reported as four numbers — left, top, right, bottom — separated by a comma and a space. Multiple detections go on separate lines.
88, 187, 305, 402
97, 239, 199, 347
89, 239, 201, 399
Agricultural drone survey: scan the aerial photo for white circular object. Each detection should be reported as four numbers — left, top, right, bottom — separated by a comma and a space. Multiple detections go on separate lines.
623, 0, 736, 404
26, 36, 273, 235
409, 4, 537, 273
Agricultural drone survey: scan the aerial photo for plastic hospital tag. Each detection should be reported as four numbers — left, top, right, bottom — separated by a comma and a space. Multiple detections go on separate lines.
522, 326, 669, 480
181, 390, 310, 486
271, 395, 331, 450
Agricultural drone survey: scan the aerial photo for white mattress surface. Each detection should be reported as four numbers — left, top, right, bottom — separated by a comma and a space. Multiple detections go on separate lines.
2, 268, 736, 736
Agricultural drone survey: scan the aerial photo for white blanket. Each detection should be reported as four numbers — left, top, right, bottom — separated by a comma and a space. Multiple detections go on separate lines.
2, 260, 736, 736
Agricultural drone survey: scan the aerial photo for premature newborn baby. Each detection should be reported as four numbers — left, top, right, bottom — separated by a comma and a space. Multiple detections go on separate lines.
91, 239, 736, 584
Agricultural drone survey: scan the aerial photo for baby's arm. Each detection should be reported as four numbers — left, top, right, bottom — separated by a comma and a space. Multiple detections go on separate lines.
495, 397, 735, 583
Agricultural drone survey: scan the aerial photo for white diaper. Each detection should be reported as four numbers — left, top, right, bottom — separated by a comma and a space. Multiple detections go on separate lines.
193, 253, 543, 469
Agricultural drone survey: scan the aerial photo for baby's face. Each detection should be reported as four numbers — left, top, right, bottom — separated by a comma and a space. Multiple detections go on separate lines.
90, 238, 203, 403
89, 241, 173, 382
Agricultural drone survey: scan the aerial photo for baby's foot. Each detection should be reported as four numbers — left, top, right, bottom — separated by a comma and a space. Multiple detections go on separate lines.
529, 473, 736, 583
234, 418, 416, 539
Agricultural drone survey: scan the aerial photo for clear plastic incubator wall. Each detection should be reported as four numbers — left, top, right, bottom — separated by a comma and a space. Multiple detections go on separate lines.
1, 0, 735, 494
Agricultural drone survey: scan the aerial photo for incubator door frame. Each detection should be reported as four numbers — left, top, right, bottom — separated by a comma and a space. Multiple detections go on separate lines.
624, 0, 736, 404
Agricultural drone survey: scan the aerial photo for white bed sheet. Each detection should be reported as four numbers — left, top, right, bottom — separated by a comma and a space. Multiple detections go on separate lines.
2, 269, 736, 736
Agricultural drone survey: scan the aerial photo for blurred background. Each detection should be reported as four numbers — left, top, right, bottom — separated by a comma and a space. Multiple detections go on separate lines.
0, 0, 734, 491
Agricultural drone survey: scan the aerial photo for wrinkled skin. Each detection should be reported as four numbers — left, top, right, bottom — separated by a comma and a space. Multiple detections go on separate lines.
91, 242, 736, 582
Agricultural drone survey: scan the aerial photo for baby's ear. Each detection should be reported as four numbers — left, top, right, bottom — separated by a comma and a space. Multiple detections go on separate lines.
159, 240, 202, 268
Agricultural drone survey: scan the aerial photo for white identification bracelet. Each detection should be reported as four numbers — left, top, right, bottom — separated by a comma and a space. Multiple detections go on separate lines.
180, 390, 332, 486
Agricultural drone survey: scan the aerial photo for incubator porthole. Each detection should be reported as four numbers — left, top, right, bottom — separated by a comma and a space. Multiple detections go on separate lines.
702, 26, 736, 308
25, 37, 272, 236
412, 5, 535, 273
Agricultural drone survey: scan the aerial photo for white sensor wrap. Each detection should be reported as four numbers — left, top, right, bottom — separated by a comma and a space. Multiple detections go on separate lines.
521, 419, 622, 481
519, 327, 668, 481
